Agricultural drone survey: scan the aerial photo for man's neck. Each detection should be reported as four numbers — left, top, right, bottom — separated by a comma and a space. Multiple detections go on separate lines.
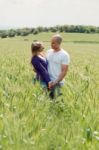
53, 48, 61, 52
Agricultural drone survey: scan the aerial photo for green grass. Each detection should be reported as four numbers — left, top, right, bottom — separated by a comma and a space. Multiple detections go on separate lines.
0, 33, 99, 150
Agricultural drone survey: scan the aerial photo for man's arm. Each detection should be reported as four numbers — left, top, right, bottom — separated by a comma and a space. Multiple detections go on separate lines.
52, 64, 68, 86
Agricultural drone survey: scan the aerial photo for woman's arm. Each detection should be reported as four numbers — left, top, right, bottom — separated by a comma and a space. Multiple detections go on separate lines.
32, 58, 51, 85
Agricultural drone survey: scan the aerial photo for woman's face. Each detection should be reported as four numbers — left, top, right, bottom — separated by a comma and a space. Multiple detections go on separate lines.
32, 43, 44, 55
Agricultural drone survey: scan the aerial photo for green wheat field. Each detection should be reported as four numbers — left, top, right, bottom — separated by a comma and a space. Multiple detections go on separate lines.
0, 33, 99, 150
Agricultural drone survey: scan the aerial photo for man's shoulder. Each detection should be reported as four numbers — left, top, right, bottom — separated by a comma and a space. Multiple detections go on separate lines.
47, 49, 53, 56
59, 49, 70, 65
60, 49, 70, 57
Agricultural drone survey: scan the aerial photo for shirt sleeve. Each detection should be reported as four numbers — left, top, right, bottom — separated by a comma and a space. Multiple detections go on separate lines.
32, 58, 51, 84
61, 53, 70, 65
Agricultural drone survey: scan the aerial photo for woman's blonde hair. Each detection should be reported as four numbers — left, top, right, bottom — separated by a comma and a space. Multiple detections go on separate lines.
31, 42, 44, 54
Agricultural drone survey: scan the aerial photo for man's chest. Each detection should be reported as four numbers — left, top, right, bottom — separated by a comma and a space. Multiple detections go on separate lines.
47, 53, 62, 64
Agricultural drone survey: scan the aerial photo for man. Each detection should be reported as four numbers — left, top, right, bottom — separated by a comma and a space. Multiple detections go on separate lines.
47, 34, 70, 99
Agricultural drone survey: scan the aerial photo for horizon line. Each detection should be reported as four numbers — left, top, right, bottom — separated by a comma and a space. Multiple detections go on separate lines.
0, 24, 99, 30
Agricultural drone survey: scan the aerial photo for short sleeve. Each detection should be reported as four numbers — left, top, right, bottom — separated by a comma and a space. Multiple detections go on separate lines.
61, 53, 70, 65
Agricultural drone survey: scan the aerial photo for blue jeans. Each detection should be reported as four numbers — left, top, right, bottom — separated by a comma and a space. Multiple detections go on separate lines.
40, 80, 47, 89
32, 78, 47, 89
32, 78, 62, 99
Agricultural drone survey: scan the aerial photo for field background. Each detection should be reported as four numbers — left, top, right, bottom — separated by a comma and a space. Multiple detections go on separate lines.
0, 33, 99, 150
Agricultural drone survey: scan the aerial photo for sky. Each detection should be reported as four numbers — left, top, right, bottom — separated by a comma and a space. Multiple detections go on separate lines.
0, 0, 99, 28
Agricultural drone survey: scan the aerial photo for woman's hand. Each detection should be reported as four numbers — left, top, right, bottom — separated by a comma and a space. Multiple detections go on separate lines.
48, 80, 58, 89
48, 82, 53, 89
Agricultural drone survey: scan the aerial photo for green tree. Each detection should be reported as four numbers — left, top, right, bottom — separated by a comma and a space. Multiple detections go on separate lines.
33, 29, 39, 35
0, 32, 8, 38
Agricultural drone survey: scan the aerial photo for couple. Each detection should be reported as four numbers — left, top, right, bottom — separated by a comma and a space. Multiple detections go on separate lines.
31, 34, 70, 99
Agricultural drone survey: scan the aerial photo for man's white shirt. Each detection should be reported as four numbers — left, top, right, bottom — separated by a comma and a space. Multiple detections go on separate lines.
47, 49, 70, 84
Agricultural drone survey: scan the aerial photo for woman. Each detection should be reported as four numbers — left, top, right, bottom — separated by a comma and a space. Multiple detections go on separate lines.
31, 42, 52, 90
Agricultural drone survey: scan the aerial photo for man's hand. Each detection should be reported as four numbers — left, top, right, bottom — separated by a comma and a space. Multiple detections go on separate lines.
48, 81, 58, 89
51, 80, 58, 87
48, 65, 68, 89
48, 81, 53, 89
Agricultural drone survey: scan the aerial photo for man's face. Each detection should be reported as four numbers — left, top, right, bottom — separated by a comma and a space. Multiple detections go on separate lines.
51, 38, 60, 50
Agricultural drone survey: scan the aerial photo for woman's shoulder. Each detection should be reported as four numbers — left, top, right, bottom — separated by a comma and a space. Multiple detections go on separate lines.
31, 56, 40, 64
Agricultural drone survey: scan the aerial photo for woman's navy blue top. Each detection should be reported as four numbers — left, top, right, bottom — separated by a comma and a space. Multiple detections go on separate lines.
31, 56, 51, 85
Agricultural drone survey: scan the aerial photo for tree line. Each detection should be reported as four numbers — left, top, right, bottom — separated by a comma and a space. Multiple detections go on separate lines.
0, 25, 99, 38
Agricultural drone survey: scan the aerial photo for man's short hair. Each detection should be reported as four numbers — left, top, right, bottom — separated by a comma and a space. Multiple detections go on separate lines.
52, 34, 63, 44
